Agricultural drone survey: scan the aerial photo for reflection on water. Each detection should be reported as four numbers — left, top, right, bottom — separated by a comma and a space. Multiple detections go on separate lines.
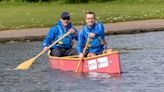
0, 31, 164, 92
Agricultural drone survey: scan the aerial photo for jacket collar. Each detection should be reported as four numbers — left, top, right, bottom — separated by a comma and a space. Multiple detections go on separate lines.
56, 20, 72, 31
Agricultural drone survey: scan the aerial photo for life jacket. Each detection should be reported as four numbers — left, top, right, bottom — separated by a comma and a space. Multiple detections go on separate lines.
88, 36, 105, 48
83, 25, 105, 49
55, 25, 72, 48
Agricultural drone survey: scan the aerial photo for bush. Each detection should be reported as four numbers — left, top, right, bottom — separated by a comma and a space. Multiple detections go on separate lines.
91, 0, 115, 2
65, 0, 88, 3
0, 0, 57, 2
25, 0, 51, 2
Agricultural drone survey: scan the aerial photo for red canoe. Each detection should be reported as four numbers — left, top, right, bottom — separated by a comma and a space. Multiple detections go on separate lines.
48, 51, 121, 74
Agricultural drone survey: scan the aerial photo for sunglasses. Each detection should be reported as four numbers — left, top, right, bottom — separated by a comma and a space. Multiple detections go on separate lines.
62, 17, 70, 20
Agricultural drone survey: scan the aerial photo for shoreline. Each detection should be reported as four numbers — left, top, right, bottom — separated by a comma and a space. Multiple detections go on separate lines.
1, 19, 164, 43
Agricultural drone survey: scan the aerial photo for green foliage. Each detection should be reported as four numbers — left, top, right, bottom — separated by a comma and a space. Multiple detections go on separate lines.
0, 0, 164, 3
90, 0, 115, 2
0, 0, 57, 2
25, 0, 51, 2
65, 0, 88, 3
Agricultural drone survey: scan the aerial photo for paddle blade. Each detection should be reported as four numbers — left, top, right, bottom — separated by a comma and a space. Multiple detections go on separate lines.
15, 57, 36, 70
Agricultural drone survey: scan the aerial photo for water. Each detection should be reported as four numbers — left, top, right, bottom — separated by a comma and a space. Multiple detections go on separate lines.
0, 31, 164, 92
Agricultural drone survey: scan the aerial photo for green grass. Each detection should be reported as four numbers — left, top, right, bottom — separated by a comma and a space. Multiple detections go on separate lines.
0, 1, 164, 30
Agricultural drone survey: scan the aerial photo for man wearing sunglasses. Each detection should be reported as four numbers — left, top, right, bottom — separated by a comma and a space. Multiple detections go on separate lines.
42, 12, 78, 56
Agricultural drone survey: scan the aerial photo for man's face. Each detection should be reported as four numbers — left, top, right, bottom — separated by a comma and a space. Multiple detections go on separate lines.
61, 18, 70, 27
85, 14, 95, 26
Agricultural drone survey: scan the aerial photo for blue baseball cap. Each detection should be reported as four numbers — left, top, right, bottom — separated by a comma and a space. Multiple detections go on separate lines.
61, 12, 70, 20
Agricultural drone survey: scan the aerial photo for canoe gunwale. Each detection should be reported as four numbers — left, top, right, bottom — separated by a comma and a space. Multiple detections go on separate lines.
47, 50, 119, 60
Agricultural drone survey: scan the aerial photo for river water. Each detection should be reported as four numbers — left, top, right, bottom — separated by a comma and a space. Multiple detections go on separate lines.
0, 31, 164, 92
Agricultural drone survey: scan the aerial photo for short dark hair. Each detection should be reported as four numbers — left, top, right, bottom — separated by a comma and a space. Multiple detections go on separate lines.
85, 10, 96, 18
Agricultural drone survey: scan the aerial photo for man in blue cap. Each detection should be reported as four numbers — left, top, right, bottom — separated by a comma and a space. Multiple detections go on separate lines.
42, 12, 78, 56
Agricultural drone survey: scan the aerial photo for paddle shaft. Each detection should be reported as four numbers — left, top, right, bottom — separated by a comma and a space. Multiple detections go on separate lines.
75, 37, 91, 72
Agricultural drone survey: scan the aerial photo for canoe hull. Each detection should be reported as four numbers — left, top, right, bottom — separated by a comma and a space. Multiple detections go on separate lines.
48, 52, 121, 74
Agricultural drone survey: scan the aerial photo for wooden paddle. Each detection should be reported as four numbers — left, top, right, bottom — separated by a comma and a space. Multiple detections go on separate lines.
75, 37, 91, 72
15, 31, 71, 70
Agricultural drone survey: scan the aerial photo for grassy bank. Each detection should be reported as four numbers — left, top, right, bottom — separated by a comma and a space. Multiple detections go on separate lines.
0, 0, 164, 30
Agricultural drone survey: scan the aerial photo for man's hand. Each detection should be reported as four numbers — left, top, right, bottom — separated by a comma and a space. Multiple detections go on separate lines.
43, 46, 49, 51
88, 33, 95, 38
69, 28, 75, 34
79, 53, 84, 61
